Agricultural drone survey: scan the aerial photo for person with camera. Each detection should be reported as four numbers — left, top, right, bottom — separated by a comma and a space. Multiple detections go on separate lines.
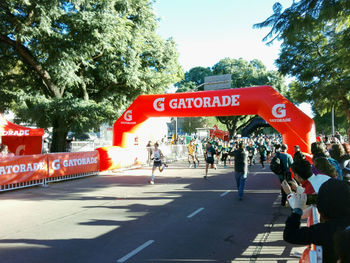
283, 179, 350, 263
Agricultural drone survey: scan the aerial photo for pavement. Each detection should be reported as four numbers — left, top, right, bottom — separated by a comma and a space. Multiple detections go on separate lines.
0, 159, 305, 263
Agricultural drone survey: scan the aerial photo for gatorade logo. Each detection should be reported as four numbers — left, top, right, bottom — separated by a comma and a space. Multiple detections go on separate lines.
272, 104, 286, 118
124, 110, 133, 121
153, 98, 165, 112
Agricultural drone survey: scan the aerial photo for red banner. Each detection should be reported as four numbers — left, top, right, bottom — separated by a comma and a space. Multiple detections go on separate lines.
113, 86, 316, 154
47, 151, 99, 178
0, 154, 48, 185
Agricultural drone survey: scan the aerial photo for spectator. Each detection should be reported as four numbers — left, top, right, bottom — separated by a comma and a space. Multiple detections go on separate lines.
232, 141, 248, 201
293, 145, 306, 162
0, 144, 14, 157
342, 143, 350, 155
279, 144, 293, 179
311, 141, 329, 159
283, 179, 350, 263
334, 131, 344, 144
331, 144, 350, 183
314, 157, 338, 179
311, 142, 343, 180
290, 159, 331, 195
271, 144, 288, 206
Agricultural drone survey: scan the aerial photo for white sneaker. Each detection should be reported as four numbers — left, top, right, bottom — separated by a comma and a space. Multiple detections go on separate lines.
149, 180, 154, 185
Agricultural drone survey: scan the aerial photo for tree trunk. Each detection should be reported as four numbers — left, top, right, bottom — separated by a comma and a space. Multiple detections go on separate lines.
50, 116, 69, 153
227, 125, 237, 139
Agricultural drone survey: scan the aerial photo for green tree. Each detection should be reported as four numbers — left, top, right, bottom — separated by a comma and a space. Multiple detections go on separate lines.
255, 0, 350, 136
0, 0, 182, 152
212, 58, 287, 137
313, 110, 348, 135
175, 58, 286, 138
204, 117, 226, 130
181, 117, 206, 134
175, 66, 212, 93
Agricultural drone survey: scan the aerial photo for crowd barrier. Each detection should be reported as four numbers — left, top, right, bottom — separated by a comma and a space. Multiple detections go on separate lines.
299, 205, 323, 263
0, 151, 100, 192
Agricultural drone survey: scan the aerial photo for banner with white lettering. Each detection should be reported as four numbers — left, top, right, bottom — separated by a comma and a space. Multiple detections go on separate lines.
0, 154, 48, 185
47, 151, 100, 177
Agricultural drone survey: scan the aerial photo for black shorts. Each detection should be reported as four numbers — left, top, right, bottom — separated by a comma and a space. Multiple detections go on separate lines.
206, 157, 214, 164
153, 160, 162, 167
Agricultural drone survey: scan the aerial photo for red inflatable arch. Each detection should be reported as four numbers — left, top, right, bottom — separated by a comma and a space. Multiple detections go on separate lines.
113, 86, 316, 154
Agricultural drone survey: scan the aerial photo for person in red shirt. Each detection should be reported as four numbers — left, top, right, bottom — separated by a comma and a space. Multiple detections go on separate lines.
291, 159, 331, 195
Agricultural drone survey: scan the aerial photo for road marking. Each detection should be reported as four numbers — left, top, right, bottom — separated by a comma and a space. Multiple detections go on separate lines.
187, 207, 205, 218
117, 240, 154, 263
220, 191, 230, 197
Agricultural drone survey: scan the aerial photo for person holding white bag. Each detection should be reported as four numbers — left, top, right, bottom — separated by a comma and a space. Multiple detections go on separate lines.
282, 179, 350, 263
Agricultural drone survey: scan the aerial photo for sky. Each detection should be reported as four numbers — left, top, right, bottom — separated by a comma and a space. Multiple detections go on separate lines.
153, 0, 313, 117
153, 0, 293, 71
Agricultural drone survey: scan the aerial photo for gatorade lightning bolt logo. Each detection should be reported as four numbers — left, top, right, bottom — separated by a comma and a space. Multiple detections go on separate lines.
272, 104, 286, 118
124, 110, 133, 121
153, 98, 165, 112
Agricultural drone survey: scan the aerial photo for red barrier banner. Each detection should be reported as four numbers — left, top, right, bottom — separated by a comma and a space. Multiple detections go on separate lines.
0, 154, 48, 185
47, 151, 99, 177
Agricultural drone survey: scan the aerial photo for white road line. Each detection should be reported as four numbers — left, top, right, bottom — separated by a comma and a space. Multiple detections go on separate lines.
187, 207, 205, 218
117, 240, 154, 263
220, 191, 230, 197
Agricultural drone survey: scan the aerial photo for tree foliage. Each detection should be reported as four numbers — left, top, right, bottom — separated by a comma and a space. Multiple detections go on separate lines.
174, 66, 212, 93
175, 58, 287, 137
181, 117, 206, 134
0, 0, 183, 152
255, 0, 350, 133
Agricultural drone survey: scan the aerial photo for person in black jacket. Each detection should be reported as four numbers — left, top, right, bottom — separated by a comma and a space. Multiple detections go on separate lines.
232, 141, 248, 200
283, 179, 350, 263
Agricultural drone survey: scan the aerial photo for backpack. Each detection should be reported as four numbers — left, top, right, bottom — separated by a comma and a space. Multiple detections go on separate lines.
270, 152, 285, 175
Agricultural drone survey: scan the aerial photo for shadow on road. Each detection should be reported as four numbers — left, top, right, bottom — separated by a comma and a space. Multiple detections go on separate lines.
0, 162, 301, 263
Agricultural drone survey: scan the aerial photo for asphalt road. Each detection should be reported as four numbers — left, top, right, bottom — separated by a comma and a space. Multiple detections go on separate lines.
0, 159, 304, 263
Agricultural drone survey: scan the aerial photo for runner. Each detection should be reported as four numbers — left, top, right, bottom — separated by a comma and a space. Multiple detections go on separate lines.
204, 141, 216, 179
187, 139, 197, 168
258, 140, 268, 169
193, 139, 200, 167
221, 142, 229, 168
246, 141, 256, 166
215, 140, 222, 165
149, 142, 167, 184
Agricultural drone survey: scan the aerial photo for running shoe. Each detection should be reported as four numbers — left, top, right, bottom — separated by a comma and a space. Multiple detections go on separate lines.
203, 175, 208, 179
149, 180, 154, 185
